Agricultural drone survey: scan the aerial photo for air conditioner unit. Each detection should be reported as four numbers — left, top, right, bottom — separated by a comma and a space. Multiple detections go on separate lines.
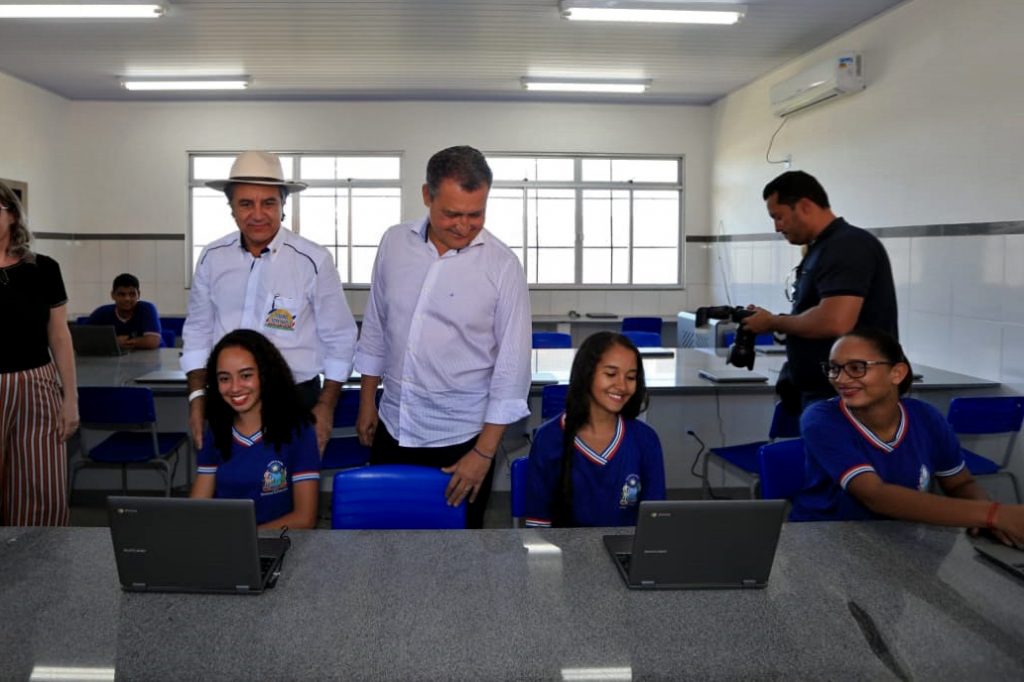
769, 53, 864, 118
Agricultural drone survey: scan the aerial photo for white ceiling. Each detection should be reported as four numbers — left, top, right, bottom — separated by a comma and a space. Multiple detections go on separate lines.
0, 0, 906, 103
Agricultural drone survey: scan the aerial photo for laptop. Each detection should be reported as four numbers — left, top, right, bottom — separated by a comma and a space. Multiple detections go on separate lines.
70, 324, 128, 357
698, 368, 769, 383
134, 369, 187, 385
971, 532, 1024, 582
603, 499, 787, 589
107, 496, 290, 594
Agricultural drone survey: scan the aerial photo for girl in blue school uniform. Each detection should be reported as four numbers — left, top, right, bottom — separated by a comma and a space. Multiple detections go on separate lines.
190, 329, 320, 529
525, 331, 666, 527
792, 328, 1024, 545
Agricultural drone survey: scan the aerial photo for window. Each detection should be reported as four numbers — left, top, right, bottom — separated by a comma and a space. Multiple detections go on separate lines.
487, 154, 683, 287
188, 152, 402, 286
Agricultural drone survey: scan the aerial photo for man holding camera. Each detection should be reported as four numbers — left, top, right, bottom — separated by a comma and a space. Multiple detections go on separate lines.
741, 171, 897, 411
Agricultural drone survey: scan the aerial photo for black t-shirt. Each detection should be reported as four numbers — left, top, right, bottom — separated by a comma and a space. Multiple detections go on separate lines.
0, 254, 68, 373
785, 218, 899, 396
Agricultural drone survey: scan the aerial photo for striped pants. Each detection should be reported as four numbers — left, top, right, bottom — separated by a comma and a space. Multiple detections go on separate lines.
0, 363, 69, 526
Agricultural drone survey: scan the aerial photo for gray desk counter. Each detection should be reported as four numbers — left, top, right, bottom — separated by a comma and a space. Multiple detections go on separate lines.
2, 522, 1023, 680
531, 348, 999, 393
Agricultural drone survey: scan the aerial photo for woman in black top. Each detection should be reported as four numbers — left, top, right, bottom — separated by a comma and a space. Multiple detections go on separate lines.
0, 181, 78, 525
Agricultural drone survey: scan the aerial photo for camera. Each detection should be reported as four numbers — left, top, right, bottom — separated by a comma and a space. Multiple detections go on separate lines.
694, 305, 757, 370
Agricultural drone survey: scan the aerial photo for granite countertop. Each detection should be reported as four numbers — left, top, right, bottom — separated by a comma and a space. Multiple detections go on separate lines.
1, 521, 1023, 680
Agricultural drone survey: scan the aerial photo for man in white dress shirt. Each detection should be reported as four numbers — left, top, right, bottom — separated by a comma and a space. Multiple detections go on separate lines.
354, 145, 532, 528
182, 150, 358, 452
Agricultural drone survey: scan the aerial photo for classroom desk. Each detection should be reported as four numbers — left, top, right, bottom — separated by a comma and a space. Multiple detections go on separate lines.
76, 347, 1004, 491
1, 521, 1022, 679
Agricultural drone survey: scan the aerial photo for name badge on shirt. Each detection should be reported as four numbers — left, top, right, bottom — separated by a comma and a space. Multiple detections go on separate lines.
265, 295, 298, 332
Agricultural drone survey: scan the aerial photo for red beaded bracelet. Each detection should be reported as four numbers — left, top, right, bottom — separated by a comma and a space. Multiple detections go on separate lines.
986, 501, 1001, 530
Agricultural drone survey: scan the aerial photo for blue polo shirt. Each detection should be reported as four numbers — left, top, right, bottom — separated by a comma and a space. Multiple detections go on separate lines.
525, 414, 666, 527
791, 397, 965, 521
87, 301, 161, 339
196, 423, 320, 525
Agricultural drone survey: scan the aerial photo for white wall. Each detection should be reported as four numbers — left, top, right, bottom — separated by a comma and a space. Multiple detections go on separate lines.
709, 0, 1024, 393
0, 71, 70, 233
26, 99, 712, 317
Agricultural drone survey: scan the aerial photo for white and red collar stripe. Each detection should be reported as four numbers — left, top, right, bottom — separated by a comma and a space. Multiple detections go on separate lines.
839, 401, 908, 453
561, 413, 625, 466
232, 427, 264, 447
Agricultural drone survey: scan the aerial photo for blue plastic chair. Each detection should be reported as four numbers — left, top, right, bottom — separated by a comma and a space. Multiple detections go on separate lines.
532, 332, 572, 349
331, 464, 466, 529
71, 386, 189, 497
622, 331, 662, 348
622, 317, 662, 335
510, 456, 528, 526
541, 383, 569, 421
321, 388, 372, 471
758, 438, 807, 501
160, 329, 177, 348
723, 331, 776, 347
703, 402, 801, 498
160, 316, 186, 338
947, 396, 1024, 502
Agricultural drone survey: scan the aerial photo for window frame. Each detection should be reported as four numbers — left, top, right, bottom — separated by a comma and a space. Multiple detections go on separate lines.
486, 152, 686, 290
186, 150, 403, 289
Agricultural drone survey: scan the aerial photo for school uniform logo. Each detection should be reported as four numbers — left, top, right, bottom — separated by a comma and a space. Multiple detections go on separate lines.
917, 464, 930, 491
262, 460, 288, 495
619, 474, 641, 508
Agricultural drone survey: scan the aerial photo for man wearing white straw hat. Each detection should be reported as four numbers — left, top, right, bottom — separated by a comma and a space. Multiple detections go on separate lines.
181, 150, 357, 453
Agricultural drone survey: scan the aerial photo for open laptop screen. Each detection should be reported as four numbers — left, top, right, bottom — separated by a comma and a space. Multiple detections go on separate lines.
107, 496, 287, 594
604, 499, 786, 589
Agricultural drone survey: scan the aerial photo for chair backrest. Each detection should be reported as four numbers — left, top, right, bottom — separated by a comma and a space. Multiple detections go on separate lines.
758, 439, 806, 500
532, 332, 572, 349
621, 317, 662, 334
331, 464, 466, 529
160, 329, 177, 348
622, 330, 662, 348
947, 396, 1024, 435
75, 315, 91, 325
78, 386, 157, 426
541, 384, 569, 420
723, 331, 776, 347
159, 316, 187, 337
947, 396, 1024, 468
510, 456, 528, 519
768, 401, 801, 440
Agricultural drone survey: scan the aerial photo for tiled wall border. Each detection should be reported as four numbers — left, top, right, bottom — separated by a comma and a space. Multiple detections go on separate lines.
35, 232, 183, 241
687, 220, 1024, 243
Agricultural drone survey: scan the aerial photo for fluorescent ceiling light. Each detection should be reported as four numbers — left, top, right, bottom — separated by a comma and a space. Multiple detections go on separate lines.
559, 1, 746, 25
0, 4, 164, 18
522, 77, 650, 94
121, 78, 250, 91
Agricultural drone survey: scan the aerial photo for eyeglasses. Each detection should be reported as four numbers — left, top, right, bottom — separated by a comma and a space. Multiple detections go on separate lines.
820, 360, 895, 380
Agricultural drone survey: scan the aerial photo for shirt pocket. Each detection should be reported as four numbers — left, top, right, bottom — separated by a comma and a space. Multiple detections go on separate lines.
262, 294, 305, 335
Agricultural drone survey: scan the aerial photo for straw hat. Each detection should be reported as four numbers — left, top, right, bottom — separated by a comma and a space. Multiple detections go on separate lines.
205, 150, 307, 193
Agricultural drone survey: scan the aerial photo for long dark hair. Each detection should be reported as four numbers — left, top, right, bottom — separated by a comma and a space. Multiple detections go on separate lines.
204, 329, 313, 461
841, 327, 914, 396
552, 332, 648, 527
